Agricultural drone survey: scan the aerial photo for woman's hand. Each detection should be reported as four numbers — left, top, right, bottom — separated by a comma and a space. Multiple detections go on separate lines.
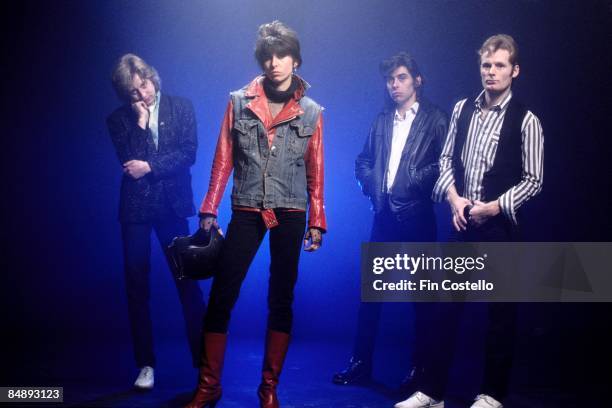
303, 228, 323, 252
200, 216, 223, 236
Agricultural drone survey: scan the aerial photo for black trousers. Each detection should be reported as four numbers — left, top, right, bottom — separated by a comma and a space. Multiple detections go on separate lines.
403, 307, 519, 401
203, 210, 306, 334
404, 214, 519, 400
121, 215, 206, 368
411, 302, 464, 400
452, 214, 520, 401
352, 205, 438, 366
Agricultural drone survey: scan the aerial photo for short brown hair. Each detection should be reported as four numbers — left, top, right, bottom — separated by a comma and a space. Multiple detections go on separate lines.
254, 20, 302, 69
111, 53, 161, 102
478, 34, 519, 65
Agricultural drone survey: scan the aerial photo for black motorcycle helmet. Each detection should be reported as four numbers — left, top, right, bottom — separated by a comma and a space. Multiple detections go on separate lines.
166, 226, 224, 280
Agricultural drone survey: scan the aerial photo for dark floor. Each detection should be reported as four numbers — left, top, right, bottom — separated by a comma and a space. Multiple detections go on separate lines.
1, 327, 602, 408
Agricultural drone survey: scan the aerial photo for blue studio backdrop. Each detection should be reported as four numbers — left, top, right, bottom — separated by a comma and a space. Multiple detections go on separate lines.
1, 0, 610, 404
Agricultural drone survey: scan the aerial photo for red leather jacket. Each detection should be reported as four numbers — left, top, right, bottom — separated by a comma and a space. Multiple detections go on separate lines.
199, 76, 327, 232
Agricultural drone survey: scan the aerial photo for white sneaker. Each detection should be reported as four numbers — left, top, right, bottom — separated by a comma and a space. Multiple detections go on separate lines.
394, 391, 444, 408
134, 366, 154, 389
470, 394, 503, 408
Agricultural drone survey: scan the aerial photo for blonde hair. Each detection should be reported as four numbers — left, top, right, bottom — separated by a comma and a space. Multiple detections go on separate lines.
478, 34, 519, 65
111, 53, 161, 102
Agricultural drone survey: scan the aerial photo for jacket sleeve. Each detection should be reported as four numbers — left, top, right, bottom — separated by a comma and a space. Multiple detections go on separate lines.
355, 119, 377, 196
106, 110, 148, 165
199, 101, 235, 216
148, 99, 197, 179
412, 112, 448, 197
304, 112, 327, 232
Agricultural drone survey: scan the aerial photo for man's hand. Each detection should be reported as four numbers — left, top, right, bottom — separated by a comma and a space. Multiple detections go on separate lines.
199, 216, 224, 236
123, 160, 151, 179
131, 101, 150, 129
468, 200, 500, 227
303, 228, 322, 252
447, 187, 472, 231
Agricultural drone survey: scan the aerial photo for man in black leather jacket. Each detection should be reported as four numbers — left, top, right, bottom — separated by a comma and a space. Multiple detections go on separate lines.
332, 53, 449, 404
107, 54, 205, 390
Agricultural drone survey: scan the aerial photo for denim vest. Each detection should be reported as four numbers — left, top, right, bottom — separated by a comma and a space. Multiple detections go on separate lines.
229, 88, 321, 210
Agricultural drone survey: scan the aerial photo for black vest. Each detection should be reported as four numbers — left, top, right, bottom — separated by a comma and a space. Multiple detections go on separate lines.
453, 95, 527, 202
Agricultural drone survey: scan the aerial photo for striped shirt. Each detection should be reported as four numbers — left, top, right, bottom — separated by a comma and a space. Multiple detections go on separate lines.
432, 91, 544, 225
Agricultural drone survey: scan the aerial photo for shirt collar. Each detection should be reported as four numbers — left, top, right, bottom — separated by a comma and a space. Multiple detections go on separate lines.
394, 101, 420, 121
148, 91, 161, 112
474, 90, 512, 112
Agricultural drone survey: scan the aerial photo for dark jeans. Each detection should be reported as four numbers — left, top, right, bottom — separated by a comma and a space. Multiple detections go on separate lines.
411, 302, 464, 400
353, 299, 462, 399
412, 301, 518, 401
122, 215, 206, 368
352, 205, 437, 365
203, 210, 306, 334
452, 213, 520, 401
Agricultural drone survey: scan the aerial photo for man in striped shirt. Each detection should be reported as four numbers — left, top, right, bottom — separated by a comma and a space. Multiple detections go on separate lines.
433, 35, 543, 236
432, 34, 544, 408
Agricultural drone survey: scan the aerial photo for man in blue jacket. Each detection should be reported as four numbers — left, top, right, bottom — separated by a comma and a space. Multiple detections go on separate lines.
107, 54, 205, 390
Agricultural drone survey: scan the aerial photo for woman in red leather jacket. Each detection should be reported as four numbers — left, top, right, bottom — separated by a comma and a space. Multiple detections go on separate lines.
186, 20, 326, 408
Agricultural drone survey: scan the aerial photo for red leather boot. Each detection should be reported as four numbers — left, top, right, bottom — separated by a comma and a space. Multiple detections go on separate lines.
257, 330, 290, 408
185, 333, 227, 408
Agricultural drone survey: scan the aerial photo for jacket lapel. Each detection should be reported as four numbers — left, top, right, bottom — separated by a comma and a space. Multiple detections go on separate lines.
156, 94, 169, 151
401, 104, 427, 163
382, 109, 394, 166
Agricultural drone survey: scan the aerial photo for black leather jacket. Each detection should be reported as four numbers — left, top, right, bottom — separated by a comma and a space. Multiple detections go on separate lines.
355, 99, 448, 220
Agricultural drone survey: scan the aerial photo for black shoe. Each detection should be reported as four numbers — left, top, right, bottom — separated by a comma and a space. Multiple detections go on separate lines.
332, 357, 372, 385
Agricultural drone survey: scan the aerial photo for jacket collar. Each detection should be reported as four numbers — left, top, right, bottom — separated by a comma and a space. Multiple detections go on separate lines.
384, 97, 432, 116
244, 75, 308, 128
244, 74, 309, 99
158, 92, 168, 121
382, 98, 432, 163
